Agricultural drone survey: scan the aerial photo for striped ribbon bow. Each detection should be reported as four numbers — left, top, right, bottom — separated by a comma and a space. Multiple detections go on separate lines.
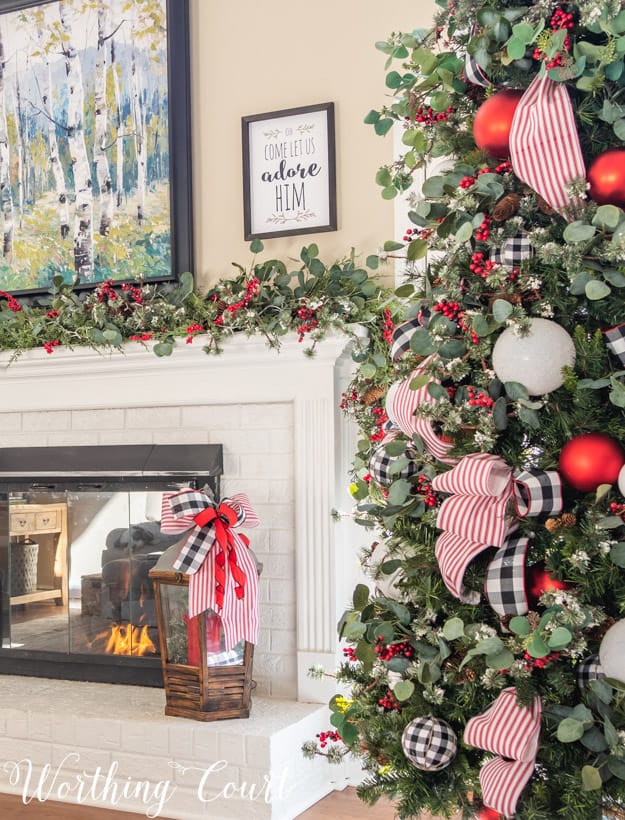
431, 453, 562, 611
464, 687, 542, 817
160, 489, 260, 650
509, 74, 585, 215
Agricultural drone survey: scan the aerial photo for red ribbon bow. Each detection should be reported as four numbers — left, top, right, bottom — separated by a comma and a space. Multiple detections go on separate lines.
193, 503, 249, 609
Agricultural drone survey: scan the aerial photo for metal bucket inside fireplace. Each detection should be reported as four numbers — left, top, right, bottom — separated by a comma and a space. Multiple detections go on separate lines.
10, 538, 38, 596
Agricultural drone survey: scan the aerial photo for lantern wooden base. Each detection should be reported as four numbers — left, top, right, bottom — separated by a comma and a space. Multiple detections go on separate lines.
162, 642, 255, 721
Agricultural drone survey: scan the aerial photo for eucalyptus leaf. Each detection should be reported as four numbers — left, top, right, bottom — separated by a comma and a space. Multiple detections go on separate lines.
527, 632, 550, 658
492, 298, 513, 323
504, 381, 529, 400
557, 717, 585, 743
581, 764, 603, 791
547, 626, 573, 650
352, 584, 370, 611
609, 756, 625, 780
385, 439, 408, 457
585, 279, 612, 300
485, 649, 515, 670
493, 397, 509, 431
454, 221, 474, 244
509, 616, 531, 637
610, 542, 625, 568
410, 328, 436, 356
386, 479, 411, 506
386, 656, 410, 673
393, 680, 415, 701
593, 204, 623, 230
581, 727, 609, 753
442, 617, 465, 641
153, 342, 173, 357
563, 221, 597, 243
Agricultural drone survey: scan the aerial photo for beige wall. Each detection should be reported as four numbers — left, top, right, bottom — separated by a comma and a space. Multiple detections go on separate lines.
189, 0, 437, 287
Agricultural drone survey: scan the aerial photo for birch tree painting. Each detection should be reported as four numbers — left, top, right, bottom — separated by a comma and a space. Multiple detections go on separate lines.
0, 0, 172, 290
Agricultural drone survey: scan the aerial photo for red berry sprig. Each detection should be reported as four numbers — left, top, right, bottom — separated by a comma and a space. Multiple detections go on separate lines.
459, 163, 512, 190
316, 730, 342, 748
378, 690, 402, 712
375, 637, 414, 662
412, 105, 455, 125
416, 474, 438, 507
610, 502, 625, 521
296, 306, 320, 342
382, 309, 394, 345
433, 298, 462, 322
523, 651, 561, 670
370, 405, 389, 442
466, 386, 495, 409
533, 7, 574, 69
340, 390, 359, 411
343, 646, 358, 662
469, 252, 497, 279
474, 214, 490, 241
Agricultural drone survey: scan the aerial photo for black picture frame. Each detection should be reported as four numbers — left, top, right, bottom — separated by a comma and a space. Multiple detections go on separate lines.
242, 102, 337, 241
0, 0, 192, 297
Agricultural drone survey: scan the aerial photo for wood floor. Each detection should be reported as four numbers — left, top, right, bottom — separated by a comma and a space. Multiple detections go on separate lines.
0, 786, 397, 819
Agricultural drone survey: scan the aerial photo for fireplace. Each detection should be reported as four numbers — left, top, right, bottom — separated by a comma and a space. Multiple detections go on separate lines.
0, 443, 223, 686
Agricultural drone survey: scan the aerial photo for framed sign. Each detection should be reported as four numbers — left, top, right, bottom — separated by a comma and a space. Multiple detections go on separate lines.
242, 102, 337, 240
0, 0, 192, 296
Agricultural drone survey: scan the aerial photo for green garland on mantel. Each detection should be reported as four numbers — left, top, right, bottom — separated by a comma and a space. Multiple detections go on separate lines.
0, 241, 393, 364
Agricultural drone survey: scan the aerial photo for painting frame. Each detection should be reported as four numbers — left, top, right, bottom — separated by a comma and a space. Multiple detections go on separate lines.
0, 0, 193, 297
242, 102, 337, 241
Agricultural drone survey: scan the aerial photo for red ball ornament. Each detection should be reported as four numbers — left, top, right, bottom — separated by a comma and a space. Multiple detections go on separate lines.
559, 432, 625, 492
526, 562, 571, 608
588, 149, 625, 209
476, 809, 503, 820
472, 90, 524, 159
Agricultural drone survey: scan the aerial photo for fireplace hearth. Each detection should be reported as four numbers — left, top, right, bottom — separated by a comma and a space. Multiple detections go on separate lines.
0, 443, 223, 686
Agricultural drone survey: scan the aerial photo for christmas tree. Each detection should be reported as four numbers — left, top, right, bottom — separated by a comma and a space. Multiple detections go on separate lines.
304, 1, 625, 818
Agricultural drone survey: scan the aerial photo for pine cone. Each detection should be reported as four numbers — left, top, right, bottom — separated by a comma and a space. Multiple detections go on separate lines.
491, 193, 521, 222
527, 611, 541, 630
545, 517, 561, 533
560, 512, 577, 528
454, 668, 477, 683
362, 386, 385, 406
537, 195, 556, 216
591, 616, 616, 642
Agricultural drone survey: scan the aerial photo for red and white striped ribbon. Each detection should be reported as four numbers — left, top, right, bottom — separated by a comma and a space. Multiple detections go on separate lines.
509, 74, 585, 214
464, 687, 542, 817
385, 357, 458, 466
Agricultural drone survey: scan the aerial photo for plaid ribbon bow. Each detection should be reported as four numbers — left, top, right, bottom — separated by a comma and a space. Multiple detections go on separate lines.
464, 687, 542, 818
431, 453, 562, 612
604, 323, 625, 366
490, 234, 533, 268
160, 489, 260, 650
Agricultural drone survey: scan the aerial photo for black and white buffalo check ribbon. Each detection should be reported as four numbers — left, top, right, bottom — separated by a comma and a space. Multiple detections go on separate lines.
464, 53, 491, 87
490, 234, 533, 268
368, 433, 419, 486
402, 716, 457, 771
431, 453, 562, 609
577, 655, 605, 691
484, 532, 530, 616
390, 311, 430, 362
604, 324, 625, 366
160, 488, 260, 649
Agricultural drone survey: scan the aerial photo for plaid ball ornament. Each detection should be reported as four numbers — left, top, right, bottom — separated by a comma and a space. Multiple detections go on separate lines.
577, 655, 605, 691
368, 434, 420, 487
402, 716, 457, 772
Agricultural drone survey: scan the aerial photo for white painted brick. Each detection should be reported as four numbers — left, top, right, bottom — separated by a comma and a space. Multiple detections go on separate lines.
268, 480, 294, 502
0, 736, 53, 764
217, 733, 247, 766
51, 745, 112, 772
270, 630, 297, 654
22, 410, 71, 431
121, 721, 168, 756
50, 715, 77, 746
114, 752, 174, 782
269, 580, 295, 604
0, 412, 21, 430
267, 429, 293, 454
125, 407, 181, 428
0, 433, 49, 447
46, 432, 99, 446
168, 723, 194, 759
258, 579, 271, 605
263, 606, 295, 630
251, 504, 293, 531
183, 404, 242, 430
223, 453, 240, 477
255, 628, 271, 654
239, 454, 293, 481
98, 430, 154, 445
257, 554, 294, 579
5, 714, 29, 739
268, 675, 298, 700
153, 429, 210, 444
27, 713, 53, 742
220, 478, 269, 503
71, 409, 125, 430
240, 404, 292, 430
73, 718, 121, 751
191, 730, 219, 761
267, 530, 295, 553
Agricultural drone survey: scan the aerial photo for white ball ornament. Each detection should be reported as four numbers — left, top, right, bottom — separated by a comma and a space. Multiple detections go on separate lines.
492, 318, 575, 395
618, 464, 625, 497
599, 619, 625, 683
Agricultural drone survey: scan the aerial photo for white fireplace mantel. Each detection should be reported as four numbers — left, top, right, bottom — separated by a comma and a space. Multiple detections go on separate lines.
0, 333, 362, 703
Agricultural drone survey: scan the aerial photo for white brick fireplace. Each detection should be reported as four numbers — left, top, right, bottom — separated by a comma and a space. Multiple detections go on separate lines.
0, 333, 364, 819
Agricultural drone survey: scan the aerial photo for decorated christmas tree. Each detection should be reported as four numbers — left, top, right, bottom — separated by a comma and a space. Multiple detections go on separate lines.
304, 1, 625, 818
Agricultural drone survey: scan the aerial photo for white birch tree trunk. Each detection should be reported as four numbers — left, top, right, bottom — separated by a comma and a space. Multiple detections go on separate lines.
59, 1, 94, 281
131, 9, 146, 225
111, 40, 124, 209
14, 76, 25, 226
94, 1, 113, 236
38, 19, 69, 239
0, 29, 14, 257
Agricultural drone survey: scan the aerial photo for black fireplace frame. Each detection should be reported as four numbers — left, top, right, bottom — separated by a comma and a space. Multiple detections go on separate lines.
0, 444, 223, 686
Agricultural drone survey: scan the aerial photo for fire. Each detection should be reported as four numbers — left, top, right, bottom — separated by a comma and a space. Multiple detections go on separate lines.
92, 624, 157, 656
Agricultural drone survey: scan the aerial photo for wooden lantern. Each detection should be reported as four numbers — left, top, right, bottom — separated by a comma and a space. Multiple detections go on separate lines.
149, 545, 255, 721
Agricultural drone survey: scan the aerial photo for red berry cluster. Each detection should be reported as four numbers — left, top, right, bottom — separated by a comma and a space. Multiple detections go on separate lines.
316, 730, 342, 748
523, 650, 561, 670
382, 308, 394, 345
225, 276, 261, 316
469, 252, 497, 279
466, 386, 495, 409
296, 305, 320, 342
375, 637, 415, 661
343, 646, 358, 662
402, 226, 433, 242
121, 283, 143, 304
433, 298, 462, 322
340, 389, 359, 411
534, 8, 574, 69
459, 316, 480, 345
43, 339, 60, 354
459, 162, 513, 190
46, 309, 60, 319
130, 332, 153, 342
185, 322, 204, 344
370, 405, 389, 442
474, 214, 490, 241
416, 474, 437, 507
378, 690, 402, 711
412, 105, 455, 125
95, 279, 117, 303
610, 502, 625, 521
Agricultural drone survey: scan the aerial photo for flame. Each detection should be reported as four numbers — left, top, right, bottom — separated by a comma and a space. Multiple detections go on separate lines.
91, 624, 157, 656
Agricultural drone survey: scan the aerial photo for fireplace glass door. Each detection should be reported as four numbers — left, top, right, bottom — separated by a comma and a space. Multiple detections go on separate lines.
0, 488, 184, 684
